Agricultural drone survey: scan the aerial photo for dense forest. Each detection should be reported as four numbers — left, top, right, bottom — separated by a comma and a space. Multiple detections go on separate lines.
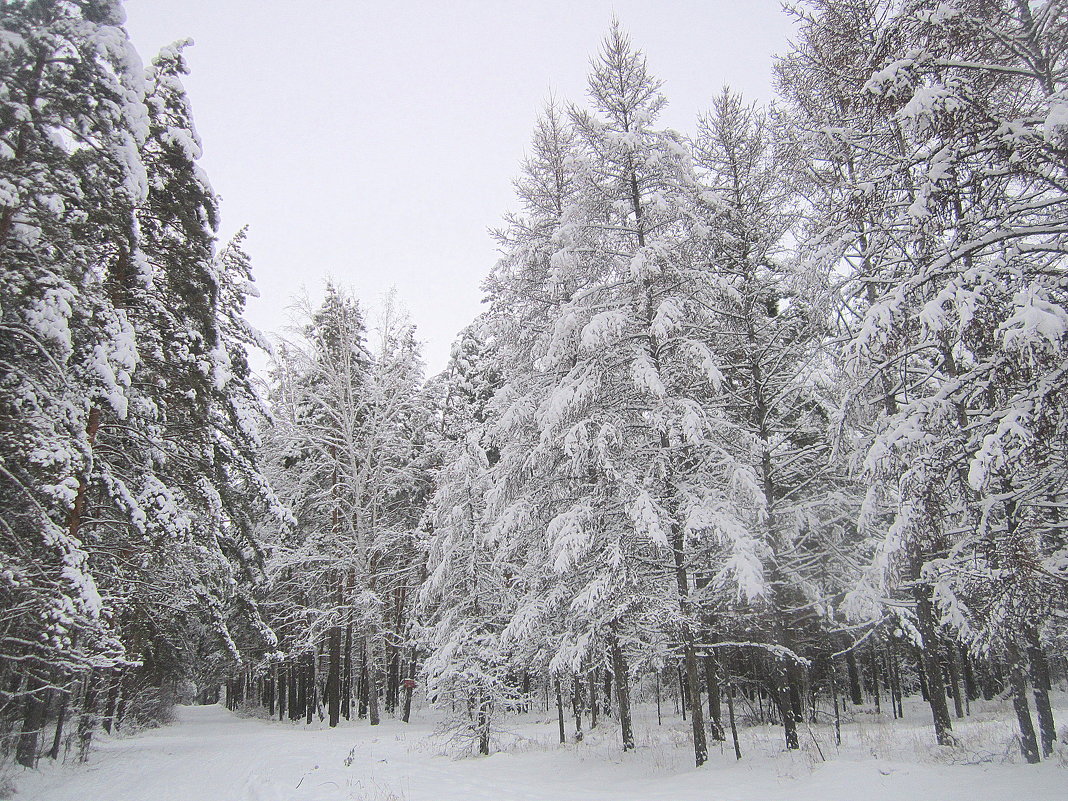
1, 0, 1066, 780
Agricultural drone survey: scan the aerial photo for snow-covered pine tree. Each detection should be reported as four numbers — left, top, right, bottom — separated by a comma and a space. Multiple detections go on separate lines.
0, 0, 148, 765
2, 5, 279, 763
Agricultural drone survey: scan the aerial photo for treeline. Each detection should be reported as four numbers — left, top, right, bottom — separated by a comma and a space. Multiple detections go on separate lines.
414, 3, 1068, 765
241, 0, 1067, 769
3, 0, 1067, 777
0, 2, 281, 768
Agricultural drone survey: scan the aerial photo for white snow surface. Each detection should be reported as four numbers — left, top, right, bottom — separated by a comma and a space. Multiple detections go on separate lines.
15, 698, 1066, 801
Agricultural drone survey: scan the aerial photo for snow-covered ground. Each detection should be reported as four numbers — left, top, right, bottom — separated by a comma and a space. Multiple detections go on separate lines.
12, 697, 1066, 801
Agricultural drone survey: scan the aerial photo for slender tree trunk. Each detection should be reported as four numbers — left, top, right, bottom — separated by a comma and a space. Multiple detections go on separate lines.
588, 668, 598, 729
288, 662, 299, 720
327, 620, 342, 727
358, 660, 369, 719
77, 672, 100, 763
49, 683, 71, 760
845, 649, 864, 705
402, 650, 417, 724
961, 645, 978, 702
555, 680, 566, 744
571, 680, 584, 742
365, 636, 380, 725
603, 667, 613, 718
678, 661, 687, 720
102, 671, 120, 734
609, 632, 634, 751
979, 657, 997, 701
915, 645, 930, 701
667, 512, 707, 766
305, 652, 316, 725
1023, 630, 1055, 758
726, 679, 741, 760
1007, 643, 1040, 763
915, 587, 954, 745
477, 693, 491, 755
946, 644, 965, 720
16, 679, 46, 767
342, 620, 353, 720
830, 667, 841, 746
385, 640, 398, 714
773, 661, 800, 750
869, 640, 881, 714
277, 664, 287, 721
704, 653, 725, 740
655, 670, 662, 726
888, 644, 904, 719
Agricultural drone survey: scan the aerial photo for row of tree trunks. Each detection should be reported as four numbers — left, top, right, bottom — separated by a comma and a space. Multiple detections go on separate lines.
14, 668, 135, 768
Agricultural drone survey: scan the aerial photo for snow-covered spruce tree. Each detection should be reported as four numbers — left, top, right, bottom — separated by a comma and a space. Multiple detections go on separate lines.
419, 325, 517, 755
781, 0, 1068, 756
482, 94, 645, 752
486, 25, 796, 765
683, 88, 849, 751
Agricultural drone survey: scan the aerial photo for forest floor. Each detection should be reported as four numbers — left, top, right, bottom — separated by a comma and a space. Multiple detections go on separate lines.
10, 693, 1067, 800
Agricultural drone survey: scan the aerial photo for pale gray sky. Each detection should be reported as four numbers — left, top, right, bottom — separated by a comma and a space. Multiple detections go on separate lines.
123, 1, 797, 375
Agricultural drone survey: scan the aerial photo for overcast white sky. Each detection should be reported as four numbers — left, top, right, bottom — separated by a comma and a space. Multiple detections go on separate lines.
123, 1, 797, 375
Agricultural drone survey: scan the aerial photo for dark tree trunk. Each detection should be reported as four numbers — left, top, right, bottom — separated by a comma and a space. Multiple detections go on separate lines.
305, 652, 316, 725
830, 666, 842, 746
1024, 629, 1055, 758
773, 661, 800, 750
77, 672, 100, 762
588, 668, 598, 729
1007, 643, 1040, 763
946, 644, 965, 719
327, 621, 342, 727
845, 649, 864, 705
49, 685, 71, 760
726, 679, 742, 760
277, 664, 287, 721
358, 661, 369, 719
102, 672, 120, 734
979, 658, 998, 701
603, 666, 613, 718
915, 588, 954, 745
655, 670, 662, 725
402, 650, 417, 723
555, 679, 566, 744
704, 653, 725, 740
678, 661, 687, 720
366, 637, 380, 726
961, 646, 978, 702
610, 632, 634, 751
288, 662, 299, 720
342, 620, 354, 720
788, 663, 805, 724
869, 640, 881, 714
477, 693, 491, 755
385, 641, 398, 714
572, 680, 584, 742
888, 644, 904, 719
295, 659, 306, 722
16, 680, 46, 767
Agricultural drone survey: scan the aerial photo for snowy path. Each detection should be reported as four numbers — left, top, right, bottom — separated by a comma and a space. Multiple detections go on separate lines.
15, 703, 1067, 801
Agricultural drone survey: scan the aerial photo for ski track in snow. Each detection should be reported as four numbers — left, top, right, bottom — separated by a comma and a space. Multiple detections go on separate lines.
14, 703, 1067, 801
